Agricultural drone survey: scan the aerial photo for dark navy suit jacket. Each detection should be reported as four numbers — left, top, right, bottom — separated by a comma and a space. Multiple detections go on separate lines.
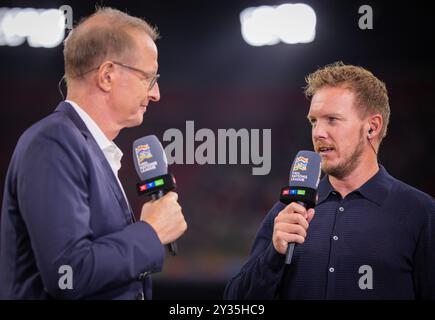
0, 102, 164, 299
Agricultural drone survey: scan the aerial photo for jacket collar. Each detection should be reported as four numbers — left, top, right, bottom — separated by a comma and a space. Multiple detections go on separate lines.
53, 101, 135, 223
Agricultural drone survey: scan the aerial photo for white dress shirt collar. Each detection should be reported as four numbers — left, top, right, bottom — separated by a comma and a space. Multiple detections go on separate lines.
65, 100, 123, 177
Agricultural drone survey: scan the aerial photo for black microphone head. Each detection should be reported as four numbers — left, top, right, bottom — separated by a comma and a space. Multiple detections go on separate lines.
280, 150, 321, 208
133, 135, 168, 181
289, 150, 321, 189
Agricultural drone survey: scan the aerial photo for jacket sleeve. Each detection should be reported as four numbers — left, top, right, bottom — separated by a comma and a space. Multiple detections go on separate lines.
17, 124, 164, 299
224, 202, 287, 300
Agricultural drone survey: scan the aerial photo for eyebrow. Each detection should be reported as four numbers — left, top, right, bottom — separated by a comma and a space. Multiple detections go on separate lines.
307, 113, 343, 120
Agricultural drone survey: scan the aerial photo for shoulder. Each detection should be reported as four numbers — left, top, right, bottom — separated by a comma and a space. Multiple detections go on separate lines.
386, 174, 435, 218
389, 175, 434, 207
22, 110, 82, 141
18, 110, 87, 155
12, 110, 91, 172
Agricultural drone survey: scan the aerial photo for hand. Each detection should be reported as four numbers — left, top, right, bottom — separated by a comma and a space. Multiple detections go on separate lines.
272, 202, 315, 255
140, 191, 187, 245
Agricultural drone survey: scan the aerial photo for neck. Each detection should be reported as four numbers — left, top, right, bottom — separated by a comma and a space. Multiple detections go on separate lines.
66, 89, 120, 141
329, 152, 379, 198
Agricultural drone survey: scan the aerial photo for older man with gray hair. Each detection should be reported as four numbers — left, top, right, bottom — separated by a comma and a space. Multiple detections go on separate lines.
0, 7, 187, 300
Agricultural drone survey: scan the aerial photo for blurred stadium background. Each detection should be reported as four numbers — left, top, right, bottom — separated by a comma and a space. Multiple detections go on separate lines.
0, 0, 434, 299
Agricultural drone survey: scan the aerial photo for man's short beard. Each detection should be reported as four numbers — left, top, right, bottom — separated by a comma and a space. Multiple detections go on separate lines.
322, 127, 365, 179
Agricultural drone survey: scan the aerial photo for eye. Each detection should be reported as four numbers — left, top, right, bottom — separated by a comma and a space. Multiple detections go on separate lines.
308, 118, 316, 126
328, 117, 337, 123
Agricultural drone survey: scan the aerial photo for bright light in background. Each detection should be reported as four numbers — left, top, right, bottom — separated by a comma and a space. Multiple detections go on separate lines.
240, 6, 280, 47
0, 7, 65, 48
240, 3, 316, 46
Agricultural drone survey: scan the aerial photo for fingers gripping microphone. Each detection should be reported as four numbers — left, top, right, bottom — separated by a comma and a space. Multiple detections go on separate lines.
279, 151, 321, 265
133, 135, 178, 256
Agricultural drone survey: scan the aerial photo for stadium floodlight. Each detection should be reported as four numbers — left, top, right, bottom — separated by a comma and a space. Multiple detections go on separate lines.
240, 3, 316, 46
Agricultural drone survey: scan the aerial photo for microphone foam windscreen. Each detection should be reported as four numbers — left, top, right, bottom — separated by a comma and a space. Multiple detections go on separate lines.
133, 135, 168, 181
289, 151, 321, 189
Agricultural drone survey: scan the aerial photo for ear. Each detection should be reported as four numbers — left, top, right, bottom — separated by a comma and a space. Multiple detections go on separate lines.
367, 114, 383, 140
97, 61, 115, 92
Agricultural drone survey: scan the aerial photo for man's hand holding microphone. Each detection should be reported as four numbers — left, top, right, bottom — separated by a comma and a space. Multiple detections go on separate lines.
133, 135, 186, 255
140, 191, 187, 245
273, 202, 315, 255
277, 151, 321, 263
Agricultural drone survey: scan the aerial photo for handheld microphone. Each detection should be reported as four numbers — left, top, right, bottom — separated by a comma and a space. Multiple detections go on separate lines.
133, 135, 178, 256
279, 151, 321, 265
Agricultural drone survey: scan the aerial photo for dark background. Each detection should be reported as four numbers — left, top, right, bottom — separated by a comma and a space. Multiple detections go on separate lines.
1, 0, 434, 299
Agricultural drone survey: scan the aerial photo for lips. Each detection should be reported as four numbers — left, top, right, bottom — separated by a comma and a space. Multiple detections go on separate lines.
316, 145, 335, 155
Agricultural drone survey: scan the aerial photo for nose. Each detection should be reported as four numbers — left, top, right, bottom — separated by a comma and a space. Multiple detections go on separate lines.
148, 82, 160, 102
312, 121, 328, 140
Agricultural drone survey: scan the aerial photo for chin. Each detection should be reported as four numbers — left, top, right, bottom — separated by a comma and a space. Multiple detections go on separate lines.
135, 117, 144, 126
321, 161, 339, 174
321, 158, 332, 169
126, 116, 144, 128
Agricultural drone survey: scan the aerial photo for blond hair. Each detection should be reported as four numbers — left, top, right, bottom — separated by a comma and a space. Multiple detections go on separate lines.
305, 61, 390, 140
63, 7, 159, 82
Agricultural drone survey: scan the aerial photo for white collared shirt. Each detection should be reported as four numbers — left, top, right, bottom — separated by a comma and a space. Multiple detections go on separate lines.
66, 100, 129, 204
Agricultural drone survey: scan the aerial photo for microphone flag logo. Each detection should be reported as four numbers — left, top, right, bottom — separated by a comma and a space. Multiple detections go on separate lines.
135, 144, 153, 165
293, 156, 309, 171
135, 143, 157, 174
